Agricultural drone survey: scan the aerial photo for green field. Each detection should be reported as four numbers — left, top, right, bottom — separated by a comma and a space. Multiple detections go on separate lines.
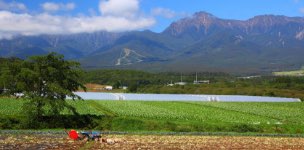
273, 69, 304, 76
0, 98, 304, 133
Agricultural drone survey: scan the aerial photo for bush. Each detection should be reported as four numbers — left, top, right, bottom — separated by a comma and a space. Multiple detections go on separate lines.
0, 117, 21, 129
231, 124, 262, 132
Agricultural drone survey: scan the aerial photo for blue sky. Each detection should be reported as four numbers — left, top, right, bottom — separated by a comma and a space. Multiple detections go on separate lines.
0, 0, 303, 39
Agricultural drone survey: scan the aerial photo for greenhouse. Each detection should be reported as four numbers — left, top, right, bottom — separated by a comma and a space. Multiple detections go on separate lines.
72, 92, 301, 102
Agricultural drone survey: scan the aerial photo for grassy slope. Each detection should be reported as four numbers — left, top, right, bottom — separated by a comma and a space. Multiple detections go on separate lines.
0, 98, 303, 133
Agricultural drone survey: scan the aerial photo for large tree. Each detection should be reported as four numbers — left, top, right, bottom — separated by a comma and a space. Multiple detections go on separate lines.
15, 53, 86, 120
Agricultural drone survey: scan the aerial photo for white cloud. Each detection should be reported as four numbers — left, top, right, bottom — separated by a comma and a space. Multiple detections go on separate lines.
41, 2, 60, 12
0, 0, 26, 12
99, 0, 139, 18
41, 2, 75, 12
0, 0, 156, 39
151, 8, 176, 19
0, 10, 155, 39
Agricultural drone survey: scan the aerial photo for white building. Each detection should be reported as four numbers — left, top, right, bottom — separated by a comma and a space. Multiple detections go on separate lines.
193, 80, 210, 84
175, 82, 187, 86
105, 86, 113, 90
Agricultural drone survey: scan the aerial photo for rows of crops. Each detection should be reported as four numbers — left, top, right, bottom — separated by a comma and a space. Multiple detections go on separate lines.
1, 99, 303, 125
191, 102, 304, 124
92, 101, 277, 124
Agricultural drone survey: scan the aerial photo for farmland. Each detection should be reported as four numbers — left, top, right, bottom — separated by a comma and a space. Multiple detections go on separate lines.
1, 134, 304, 150
0, 98, 304, 134
273, 69, 304, 76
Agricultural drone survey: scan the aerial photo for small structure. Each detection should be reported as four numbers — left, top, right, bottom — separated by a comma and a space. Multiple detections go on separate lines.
167, 80, 174, 86
175, 74, 187, 85
237, 75, 261, 79
105, 86, 113, 90
193, 72, 210, 84
194, 80, 210, 84
122, 86, 128, 90
85, 83, 104, 91
175, 82, 187, 86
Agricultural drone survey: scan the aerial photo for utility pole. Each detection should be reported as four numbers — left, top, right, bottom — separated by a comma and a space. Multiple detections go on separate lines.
180, 73, 183, 82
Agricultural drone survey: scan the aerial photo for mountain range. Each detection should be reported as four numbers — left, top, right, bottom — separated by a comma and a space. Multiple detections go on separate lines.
1, 11, 304, 73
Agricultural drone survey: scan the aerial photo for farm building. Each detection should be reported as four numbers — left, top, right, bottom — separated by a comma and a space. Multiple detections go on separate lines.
105, 86, 113, 90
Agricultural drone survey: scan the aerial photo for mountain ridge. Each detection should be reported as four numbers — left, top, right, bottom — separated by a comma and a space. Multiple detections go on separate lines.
1, 11, 304, 73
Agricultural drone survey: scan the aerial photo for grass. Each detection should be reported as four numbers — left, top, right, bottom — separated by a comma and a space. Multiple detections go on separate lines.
62, 100, 103, 115
0, 98, 24, 116
0, 98, 303, 133
273, 69, 304, 76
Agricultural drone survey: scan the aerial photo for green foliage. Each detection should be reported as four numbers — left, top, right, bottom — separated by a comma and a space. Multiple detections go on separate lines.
0, 53, 86, 126
231, 124, 262, 132
0, 58, 24, 95
84, 69, 230, 88
128, 83, 138, 92
135, 76, 304, 99
0, 117, 21, 129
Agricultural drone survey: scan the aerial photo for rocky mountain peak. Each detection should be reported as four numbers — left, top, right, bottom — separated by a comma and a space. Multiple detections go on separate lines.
163, 11, 219, 36
248, 15, 304, 26
193, 11, 217, 19
164, 12, 304, 37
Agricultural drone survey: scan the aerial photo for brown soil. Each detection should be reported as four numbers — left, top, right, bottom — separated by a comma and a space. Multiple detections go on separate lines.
1, 134, 304, 150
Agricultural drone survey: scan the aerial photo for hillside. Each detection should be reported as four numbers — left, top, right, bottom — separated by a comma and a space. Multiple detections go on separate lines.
1, 12, 304, 73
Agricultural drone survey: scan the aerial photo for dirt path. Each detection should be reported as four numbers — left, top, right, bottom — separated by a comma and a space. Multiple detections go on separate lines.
1, 134, 304, 150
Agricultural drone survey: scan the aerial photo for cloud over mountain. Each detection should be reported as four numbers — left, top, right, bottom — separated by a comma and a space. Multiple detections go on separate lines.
99, 0, 139, 18
151, 7, 177, 19
0, 0, 155, 39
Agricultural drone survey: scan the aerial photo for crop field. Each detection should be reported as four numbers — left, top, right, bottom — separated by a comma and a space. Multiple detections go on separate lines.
192, 102, 304, 124
1, 99, 304, 124
91, 101, 277, 123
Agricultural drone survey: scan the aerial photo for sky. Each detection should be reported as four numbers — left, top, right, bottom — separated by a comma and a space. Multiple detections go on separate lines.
0, 0, 304, 39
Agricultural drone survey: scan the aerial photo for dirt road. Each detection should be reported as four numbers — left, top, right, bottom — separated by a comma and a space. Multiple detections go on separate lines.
1, 134, 304, 149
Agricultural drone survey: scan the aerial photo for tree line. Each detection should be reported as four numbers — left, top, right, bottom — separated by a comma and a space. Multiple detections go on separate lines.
84, 70, 304, 100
